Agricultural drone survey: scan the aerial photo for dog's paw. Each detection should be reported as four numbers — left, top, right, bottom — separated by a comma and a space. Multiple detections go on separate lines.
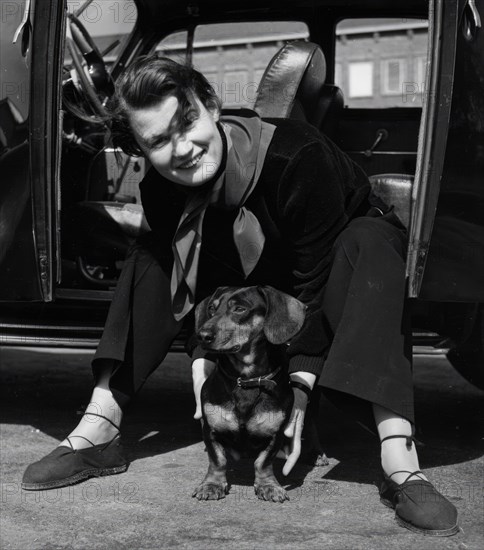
192, 482, 228, 501
254, 483, 289, 503
301, 450, 330, 467
314, 453, 330, 467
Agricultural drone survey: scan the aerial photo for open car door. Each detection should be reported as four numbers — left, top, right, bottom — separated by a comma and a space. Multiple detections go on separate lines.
0, 0, 64, 301
408, 0, 484, 302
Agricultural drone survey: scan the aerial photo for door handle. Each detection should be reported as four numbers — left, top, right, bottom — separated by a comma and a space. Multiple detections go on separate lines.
364, 128, 389, 157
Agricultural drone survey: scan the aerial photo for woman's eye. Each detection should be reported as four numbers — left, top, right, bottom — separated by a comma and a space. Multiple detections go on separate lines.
152, 137, 169, 149
185, 111, 199, 127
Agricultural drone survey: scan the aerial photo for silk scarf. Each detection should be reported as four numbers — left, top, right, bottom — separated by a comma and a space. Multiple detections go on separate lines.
170, 114, 276, 320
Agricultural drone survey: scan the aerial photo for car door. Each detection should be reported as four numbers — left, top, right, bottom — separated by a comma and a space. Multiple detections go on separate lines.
0, 0, 64, 301
407, 0, 484, 302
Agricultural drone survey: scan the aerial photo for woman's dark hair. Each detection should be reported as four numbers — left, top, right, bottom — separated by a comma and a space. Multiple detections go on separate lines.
109, 56, 222, 156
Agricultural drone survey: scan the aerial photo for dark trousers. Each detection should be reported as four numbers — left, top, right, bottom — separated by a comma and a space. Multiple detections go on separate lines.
92, 211, 414, 425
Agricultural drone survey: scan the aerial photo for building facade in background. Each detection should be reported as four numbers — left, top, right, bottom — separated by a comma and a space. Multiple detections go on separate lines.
85, 14, 428, 110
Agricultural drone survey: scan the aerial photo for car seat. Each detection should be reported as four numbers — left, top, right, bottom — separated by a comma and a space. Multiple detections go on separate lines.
253, 41, 344, 139
254, 40, 412, 228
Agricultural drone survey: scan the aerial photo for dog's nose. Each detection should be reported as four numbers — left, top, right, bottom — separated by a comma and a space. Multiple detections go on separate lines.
197, 329, 214, 344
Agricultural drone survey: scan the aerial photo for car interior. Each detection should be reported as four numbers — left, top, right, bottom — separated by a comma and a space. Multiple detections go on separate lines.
58, 1, 426, 315
3, 0, 482, 386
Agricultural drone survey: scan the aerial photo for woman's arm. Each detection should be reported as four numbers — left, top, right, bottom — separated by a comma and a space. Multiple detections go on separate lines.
278, 141, 352, 376
139, 168, 186, 254
192, 357, 216, 419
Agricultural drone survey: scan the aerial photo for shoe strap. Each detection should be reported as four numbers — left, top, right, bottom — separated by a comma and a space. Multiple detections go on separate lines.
388, 470, 426, 483
99, 433, 121, 451
66, 435, 95, 449
82, 411, 121, 431
65, 433, 120, 452
380, 434, 414, 449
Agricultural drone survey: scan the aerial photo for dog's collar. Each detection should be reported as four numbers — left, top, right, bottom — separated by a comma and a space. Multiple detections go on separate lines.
217, 364, 283, 391
236, 366, 282, 391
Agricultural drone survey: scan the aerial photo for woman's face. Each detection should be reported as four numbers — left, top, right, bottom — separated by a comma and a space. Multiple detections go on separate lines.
129, 94, 223, 187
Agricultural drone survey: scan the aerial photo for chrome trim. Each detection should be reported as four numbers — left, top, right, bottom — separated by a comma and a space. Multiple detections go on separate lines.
54, 288, 115, 301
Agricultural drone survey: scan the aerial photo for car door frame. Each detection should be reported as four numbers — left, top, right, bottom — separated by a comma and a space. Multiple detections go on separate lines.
406, 0, 459, 297
29, 0, 65, 301
0, 0, 64, 303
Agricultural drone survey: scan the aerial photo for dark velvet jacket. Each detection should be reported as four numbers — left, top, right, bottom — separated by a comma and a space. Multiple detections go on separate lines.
139, 113, 371, 376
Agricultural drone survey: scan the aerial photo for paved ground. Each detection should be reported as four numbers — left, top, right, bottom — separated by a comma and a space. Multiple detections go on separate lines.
0, 346, 483, 550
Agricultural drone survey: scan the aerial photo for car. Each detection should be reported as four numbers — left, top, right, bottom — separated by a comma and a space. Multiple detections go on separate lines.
1, 0, 483, 388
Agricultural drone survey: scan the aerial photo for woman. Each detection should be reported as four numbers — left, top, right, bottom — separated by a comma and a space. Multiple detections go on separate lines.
23, 56, 458, 536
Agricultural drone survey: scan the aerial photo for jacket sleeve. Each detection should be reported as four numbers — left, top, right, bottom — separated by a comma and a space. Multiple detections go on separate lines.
277, 141, 351, 376
139, 169, 185, 257
140, 171, 220, 363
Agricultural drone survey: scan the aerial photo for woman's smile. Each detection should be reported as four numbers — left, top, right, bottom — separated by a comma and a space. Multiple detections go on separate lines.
175, 149, 206, 170
129, 95, 223, 187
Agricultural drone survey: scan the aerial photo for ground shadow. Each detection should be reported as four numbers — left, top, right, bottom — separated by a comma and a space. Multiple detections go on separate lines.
1, 348, 482, 488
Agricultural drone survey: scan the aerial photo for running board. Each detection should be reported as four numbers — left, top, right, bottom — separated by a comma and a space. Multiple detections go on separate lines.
0, 323, 446, 355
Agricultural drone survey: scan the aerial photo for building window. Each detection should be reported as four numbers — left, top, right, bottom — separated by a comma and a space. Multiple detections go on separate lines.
334, 63, 343, 88
381, 58, 406, 95
194, 21, 309, 108
348, 61, 374, 98
416, 56, 427, 93
335, 18, 428, 107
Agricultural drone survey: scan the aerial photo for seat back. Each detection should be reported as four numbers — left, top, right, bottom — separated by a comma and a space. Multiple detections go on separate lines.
254, 41, 344, 137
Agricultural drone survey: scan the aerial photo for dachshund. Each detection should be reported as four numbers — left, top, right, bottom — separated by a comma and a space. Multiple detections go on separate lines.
192, 285, 310, 503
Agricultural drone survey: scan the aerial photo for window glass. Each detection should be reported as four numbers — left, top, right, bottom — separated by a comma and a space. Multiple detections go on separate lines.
192, 22, 309, 108
415, 56, 427, 91
381, 59, 406, 95
348, 62, 373, 98
156, 31, 189, 63
66, 1, 137, 66
335, 18, 428, 108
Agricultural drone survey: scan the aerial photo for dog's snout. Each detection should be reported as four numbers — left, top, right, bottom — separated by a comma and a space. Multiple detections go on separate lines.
197, 328, 214, 345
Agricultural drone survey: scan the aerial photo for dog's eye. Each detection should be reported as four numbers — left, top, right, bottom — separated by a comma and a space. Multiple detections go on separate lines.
233, 306, 247, 314
207, 304, 216, 317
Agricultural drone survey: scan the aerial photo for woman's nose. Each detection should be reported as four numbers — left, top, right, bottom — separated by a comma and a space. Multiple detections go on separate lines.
173, 134, 192, 158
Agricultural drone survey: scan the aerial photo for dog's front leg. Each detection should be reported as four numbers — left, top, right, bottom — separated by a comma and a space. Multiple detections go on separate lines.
192, 424, 229, 501
254, 435, 289, 503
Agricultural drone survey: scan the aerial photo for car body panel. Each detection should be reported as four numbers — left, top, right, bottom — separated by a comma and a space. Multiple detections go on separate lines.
0, 1, 40, 300
0, 0, 64, 301
418, 0, 484, 301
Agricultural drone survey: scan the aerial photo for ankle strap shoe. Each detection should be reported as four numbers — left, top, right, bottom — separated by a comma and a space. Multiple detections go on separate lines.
379, 436, 459, 536
22, 413, 128, 491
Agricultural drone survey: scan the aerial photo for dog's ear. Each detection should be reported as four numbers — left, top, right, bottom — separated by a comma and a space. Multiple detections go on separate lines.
258, 286, 307, 344
194, 296, 212, 332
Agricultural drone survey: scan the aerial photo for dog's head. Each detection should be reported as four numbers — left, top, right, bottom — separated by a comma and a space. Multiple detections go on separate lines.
194, 286, 307, 352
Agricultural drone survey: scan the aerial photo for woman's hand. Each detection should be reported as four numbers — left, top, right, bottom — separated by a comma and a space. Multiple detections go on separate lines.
191, 358, 216, 420
282, 372, 316, 476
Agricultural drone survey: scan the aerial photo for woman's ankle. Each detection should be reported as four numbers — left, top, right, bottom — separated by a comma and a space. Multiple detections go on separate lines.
372, 403, 428, 484
59, 388, 123, 450
59, 412, 121, 450
380, 437, 428, 484
86, 388, 122, 426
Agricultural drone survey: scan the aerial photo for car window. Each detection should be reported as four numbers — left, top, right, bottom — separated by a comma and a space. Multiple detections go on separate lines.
62, 1, 142, 206
335, 18, 429, 108
156, 31, 189, 63
156, 22, 309, 108
66, 0, 137, 66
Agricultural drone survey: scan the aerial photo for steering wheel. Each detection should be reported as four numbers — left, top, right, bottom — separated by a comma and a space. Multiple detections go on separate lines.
66, 12, 115, 117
